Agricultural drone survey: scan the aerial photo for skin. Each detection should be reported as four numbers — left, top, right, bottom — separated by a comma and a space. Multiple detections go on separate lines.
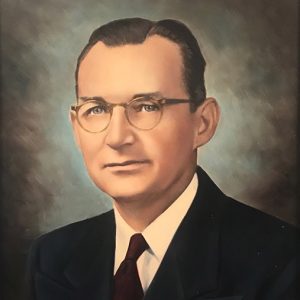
71, 35, 220, 231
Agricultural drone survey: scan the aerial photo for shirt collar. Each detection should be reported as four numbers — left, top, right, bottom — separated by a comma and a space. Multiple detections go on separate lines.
114, 172, 198, 262
142, 173, 198, 261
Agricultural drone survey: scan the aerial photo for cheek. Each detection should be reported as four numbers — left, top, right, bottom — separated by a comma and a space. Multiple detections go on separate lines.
77, 132, 103, 164
147, 123, 194, 167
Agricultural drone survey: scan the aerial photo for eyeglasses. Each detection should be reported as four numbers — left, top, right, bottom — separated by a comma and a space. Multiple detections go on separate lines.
71, 96, 192, 133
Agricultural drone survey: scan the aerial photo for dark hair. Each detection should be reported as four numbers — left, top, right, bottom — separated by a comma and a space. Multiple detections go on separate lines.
75, 18, 206, 110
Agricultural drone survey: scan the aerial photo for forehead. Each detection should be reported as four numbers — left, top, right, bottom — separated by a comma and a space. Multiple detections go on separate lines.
77, 35, 186, 99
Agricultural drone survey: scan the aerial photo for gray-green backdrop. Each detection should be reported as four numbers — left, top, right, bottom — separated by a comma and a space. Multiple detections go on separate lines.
1, 0, 298, 299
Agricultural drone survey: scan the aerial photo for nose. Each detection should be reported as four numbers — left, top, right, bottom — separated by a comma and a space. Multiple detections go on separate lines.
104, 106, 135, 150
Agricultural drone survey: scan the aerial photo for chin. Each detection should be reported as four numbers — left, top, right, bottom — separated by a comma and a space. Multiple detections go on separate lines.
102, 186, 149, 203
92, 175, 152, 201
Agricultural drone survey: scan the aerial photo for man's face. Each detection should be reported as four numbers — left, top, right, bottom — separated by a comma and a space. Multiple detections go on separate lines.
72, 35, 200, 203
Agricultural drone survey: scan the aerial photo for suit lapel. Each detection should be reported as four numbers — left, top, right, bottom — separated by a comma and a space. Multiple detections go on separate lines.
63, 210, 116, 300
145, 167, 224, 300
61, 168, 225, 300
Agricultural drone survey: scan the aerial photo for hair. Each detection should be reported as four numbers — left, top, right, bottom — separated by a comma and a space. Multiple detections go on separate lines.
75, 18, 206, 110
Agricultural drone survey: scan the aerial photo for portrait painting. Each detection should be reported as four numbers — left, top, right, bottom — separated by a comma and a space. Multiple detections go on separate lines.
1, 1, 299, 299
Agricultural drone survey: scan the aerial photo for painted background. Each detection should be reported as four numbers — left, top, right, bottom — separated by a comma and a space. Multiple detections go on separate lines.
1, 0, 298, 299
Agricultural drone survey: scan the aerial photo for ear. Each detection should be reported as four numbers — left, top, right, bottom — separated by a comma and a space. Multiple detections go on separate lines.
193, 97, 220, 149
69, 110, 82, 150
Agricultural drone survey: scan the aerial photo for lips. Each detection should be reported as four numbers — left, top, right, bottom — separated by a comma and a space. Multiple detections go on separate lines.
104, 160, 149, 168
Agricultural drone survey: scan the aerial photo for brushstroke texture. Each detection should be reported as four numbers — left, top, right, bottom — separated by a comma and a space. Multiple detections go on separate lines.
1, 1, 298, 299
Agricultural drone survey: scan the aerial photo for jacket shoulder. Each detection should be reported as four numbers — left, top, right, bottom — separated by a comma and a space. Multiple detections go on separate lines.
36, 209, 113, 246
222, 195, 299, 236
29, 210, 114, 275
219, 195, 299, 275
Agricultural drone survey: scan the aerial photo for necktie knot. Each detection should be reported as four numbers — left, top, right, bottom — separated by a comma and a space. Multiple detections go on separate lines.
125, 233, 148, 261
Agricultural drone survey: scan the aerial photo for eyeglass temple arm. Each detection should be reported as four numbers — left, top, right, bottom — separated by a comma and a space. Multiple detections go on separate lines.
162, 99, 191, 105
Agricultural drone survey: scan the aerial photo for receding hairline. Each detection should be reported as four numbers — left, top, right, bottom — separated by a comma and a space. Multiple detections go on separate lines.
78, 34, 184, 70
76, 21, 157, 78
77, 34, 188, 98
77, 34, 187, 96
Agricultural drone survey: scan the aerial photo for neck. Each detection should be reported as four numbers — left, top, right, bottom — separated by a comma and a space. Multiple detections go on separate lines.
113, 165, 196, 232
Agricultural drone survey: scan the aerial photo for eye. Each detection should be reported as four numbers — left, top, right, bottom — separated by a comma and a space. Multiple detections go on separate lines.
131, 101, 160, 112
85, 104, 109, 116
140, 104, 160, 112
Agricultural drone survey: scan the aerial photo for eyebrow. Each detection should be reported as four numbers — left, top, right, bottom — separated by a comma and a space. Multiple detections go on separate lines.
78, 92, 163, 103
132, 92, 162, 99
78, 96, 105, 103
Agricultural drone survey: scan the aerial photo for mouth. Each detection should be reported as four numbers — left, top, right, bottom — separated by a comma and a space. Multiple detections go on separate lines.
104, 160, 149, 168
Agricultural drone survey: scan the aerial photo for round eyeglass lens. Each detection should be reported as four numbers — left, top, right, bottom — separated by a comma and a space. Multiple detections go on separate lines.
78, 101, 111, 132
127, 99, 162, 130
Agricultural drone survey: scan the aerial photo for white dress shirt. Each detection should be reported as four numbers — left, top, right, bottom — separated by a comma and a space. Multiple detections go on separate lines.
113, 172, 198, 292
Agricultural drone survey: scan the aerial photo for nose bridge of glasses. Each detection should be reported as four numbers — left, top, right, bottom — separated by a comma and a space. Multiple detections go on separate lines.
110, 102, 129, 111
109, 102, 132, 127
109, 102, 130, 121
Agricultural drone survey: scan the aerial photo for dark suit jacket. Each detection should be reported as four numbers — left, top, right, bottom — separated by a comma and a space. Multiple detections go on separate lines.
27, 167, 299, 300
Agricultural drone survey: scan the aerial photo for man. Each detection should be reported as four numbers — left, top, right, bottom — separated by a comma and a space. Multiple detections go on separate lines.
27, 18, 299, 300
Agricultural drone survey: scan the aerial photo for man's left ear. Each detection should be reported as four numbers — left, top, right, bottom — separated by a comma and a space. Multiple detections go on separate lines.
193, 97, 220, 149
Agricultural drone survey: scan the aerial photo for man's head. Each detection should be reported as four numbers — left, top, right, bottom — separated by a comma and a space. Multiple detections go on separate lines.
71, 18, 219, 209
75, 18, 207, 109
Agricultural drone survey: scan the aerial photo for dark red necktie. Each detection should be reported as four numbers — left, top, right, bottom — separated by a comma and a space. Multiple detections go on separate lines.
112, 233, 149, 300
